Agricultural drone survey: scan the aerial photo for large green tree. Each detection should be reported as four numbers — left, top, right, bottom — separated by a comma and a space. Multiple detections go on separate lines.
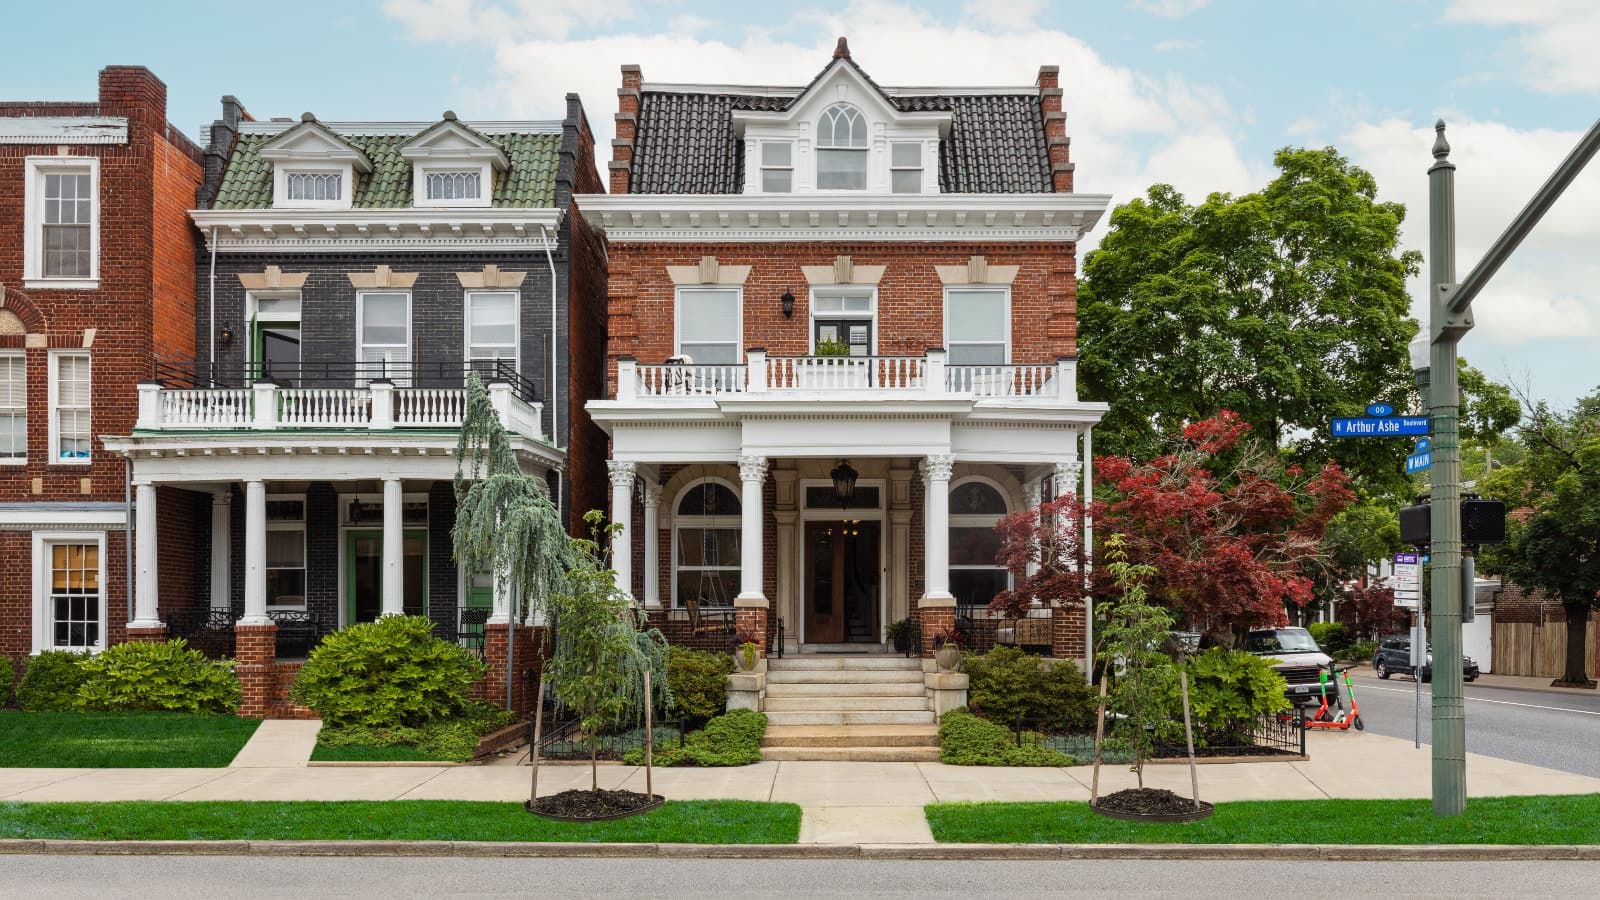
1481, 389, 1600, 686
1079, 147, 1421, 495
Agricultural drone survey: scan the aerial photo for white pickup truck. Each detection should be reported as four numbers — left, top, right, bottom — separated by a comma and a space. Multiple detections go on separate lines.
1244, 627, 1334, 706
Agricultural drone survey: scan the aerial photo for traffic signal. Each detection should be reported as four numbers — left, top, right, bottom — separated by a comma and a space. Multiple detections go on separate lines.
1398, 495, 1507, 547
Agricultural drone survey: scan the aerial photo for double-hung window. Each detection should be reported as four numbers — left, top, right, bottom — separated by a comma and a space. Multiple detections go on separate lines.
357, 292, 411, 385
890, 142, 923, 194
24, 157, 99, 286
948, 480, 1011, 610
0, 352, 24, 463
675, 288, 741, 365
945, 288, 1010, 365
465, 291, 518, 377
673, 480, 742, 608
37, 535, 104, 651
816, 104, 868, 190
266, 497, 307, 609
760, 142, 793, 193
49, 352, 91, 463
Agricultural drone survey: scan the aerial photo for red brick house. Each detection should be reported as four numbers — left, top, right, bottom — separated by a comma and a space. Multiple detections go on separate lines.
579, 41, 1110, 743
0, 67, 203, 672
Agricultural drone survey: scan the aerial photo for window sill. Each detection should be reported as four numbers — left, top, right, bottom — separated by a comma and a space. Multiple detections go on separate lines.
45, 461, 93, 469
24, 278, 99, 291
0, 459, 27, 466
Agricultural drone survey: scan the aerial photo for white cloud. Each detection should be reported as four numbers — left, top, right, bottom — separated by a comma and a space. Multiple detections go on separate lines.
1342, 116, 1600, 342
1129, 0, 1210, 19
1153, 38, 1203, 52
961, 0, 1045, 31
383, 0, 637, 43
1445, 0, 1600, 93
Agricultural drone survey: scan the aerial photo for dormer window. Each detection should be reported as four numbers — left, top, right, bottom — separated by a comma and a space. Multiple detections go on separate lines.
425, 170, 481, 201
760, 142, 793, 193
890, 143, 923, 194
260, 114, 370, 210
816, 103, 868, 190
401, 112, 507, 209
284, 171, 343, 203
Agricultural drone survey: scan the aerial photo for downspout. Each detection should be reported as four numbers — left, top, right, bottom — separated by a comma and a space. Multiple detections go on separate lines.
538, 222, 562, 520
207, 227, 218, 385
124, 455, 134, 635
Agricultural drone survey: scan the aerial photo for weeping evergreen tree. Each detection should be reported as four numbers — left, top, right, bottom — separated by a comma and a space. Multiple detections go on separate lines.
452, 375, 669, 793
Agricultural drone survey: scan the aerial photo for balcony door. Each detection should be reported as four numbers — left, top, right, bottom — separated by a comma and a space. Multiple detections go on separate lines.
248, 293, 301, 386
344, 529, 427, 625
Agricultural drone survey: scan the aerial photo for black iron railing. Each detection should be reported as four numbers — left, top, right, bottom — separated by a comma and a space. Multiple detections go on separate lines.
773, 615, 785, 660
1011, 708, 1308, 760
535, 714, 688, 761
154, 358, 541, 404
166, 607, 236, 659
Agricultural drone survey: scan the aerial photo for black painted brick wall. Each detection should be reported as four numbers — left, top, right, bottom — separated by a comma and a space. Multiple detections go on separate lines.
428, 481, 458, 631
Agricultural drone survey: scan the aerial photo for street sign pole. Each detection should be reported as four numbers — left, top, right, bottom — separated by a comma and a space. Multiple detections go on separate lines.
1424, 116, 1600, 816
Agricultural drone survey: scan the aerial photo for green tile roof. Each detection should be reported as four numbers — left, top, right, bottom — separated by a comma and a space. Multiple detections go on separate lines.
212, 131, 562, 209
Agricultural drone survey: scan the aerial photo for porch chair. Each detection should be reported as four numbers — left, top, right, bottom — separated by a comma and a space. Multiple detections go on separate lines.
685, 598, 735, 638
996, 613, 1052, 652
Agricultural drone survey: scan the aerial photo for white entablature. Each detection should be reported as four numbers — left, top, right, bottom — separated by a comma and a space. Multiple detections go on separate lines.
189, 207, 562, 253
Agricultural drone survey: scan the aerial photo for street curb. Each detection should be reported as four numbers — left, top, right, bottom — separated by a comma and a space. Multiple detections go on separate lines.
1, 839, 1597, 860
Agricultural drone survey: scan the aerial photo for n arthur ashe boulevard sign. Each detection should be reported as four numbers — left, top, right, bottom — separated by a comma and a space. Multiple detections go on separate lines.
1331, 403, 1429, 438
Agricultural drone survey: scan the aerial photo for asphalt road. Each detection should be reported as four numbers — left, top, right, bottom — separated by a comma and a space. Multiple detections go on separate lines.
3, 856, 1597, 898
1344, 672, 1600, 778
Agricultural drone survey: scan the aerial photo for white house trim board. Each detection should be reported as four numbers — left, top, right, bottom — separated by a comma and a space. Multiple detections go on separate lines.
0, 117, 127, 144
190, 208, 563, 253
0, 506, 128, 529
238, 120, 562, 137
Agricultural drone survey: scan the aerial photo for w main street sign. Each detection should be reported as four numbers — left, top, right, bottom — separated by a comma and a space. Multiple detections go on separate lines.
1331, 416, 1429, 437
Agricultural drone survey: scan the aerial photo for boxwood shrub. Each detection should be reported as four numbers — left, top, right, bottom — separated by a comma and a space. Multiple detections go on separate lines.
76, 640, 240, 714
666, 646, 733, 722
623, 708, 767, 767
963, 646, 1095, 732
16, 651, 90, 712
938, 708, 1075, 766
291, 615, 488, 728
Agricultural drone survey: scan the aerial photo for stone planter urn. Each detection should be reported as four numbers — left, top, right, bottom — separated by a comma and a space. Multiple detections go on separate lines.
934, 644, 962, 673
733, 647, 759, 672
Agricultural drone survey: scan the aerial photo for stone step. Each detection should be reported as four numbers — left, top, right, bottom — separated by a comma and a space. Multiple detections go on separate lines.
767, 669, 924, 684
765, 681, 927, 698
762, 725, 939, 748
763, 696, 930, 712
761, 746, 942, 762
769, 656, 922, 671
763, 709, 937, 726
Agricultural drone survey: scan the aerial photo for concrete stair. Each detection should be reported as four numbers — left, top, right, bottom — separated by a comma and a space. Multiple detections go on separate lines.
760, 656, 938, 760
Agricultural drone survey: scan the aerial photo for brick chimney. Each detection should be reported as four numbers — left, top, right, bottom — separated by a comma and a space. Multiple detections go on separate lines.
1037, 65, 1072, 192
833, 36, 851, 59
611, 64, 643, 194
198, 95, 252, 208
97, 66, 166, 137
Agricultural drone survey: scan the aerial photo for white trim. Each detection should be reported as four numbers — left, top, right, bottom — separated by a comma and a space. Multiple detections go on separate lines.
32, 530, 108, 653
356, 290, 413, 384
944, 286, 1012, 365
464, 289, 520, 374
0, 116, 127, 144
23, 156, 100, 288
238, 120, 562, 137
669, 476, 743, 609
264, 492, 308, 611
642, 82, 1038, 98
0, 507, 128, 528
189, 207, 564, 253
674, 286, 744, 364
808, 286, 878, 355
0, 350, 25, 465
47, 350, 92, 466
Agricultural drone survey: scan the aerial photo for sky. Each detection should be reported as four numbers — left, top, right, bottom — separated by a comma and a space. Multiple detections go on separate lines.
3, 0, 1596, 409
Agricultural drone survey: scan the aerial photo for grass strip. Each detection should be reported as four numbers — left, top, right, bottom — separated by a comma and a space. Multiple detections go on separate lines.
927, 795, 1600, 845
0, 800, 801, 844
0, 712, 261, 768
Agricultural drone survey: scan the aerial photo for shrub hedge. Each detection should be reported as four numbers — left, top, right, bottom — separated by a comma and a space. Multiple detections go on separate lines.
1156, 647, 1290, 746
963, 646, 1095, 732
623, 708, 768, 767
291, 616, 488, 727
316, 702, 519, 761
76, 640, 240, 714
16, 652, 91, 712
938, 708, 1075, 766
0, 656, 13, 708
666, 646, 733, 722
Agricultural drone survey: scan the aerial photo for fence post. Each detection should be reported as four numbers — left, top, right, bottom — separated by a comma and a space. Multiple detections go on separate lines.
136, 381, 163, 429
746, 348, 767, 393
369, 379, 395, 429
251, 381, 278, 429
616, 357, 638, 401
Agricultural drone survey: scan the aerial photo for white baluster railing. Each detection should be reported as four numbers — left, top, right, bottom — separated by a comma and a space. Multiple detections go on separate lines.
767, 356, 925, 390
946, 364, 1058, 397
395, 388, 466, 426
277, 388, 372, 427
636, 364, 746, 396
157, 389, 253, 428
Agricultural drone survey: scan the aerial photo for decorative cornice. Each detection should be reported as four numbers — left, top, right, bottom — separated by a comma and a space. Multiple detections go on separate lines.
238, 266, 309, 291
666, 256, 752, 285
190, 208, 562, 254
935, 255, 1019, 286
456, 265, 527, 289
0, 116, 127, 145
348, 265, 418, 289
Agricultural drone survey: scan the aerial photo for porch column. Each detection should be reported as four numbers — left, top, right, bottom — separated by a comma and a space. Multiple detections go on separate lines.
919, 454, 956, 656
381, 477, 405, 617
735, 455, 769, 655
608, 460, 636, 601
209, 491, 231, 610
642, 480, 661, 607
240, 479, 271, 625
129, 481, 164, 635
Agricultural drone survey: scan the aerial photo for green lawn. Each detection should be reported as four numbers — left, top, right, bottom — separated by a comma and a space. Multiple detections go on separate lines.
927, 795, 1600, 845
309, 743, 444, 763
0, 712, 261, 768
0, 800, 801, 844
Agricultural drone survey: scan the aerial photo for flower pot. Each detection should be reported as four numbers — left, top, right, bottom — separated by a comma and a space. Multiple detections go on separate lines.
892, 632, 911, 653
733, 650, 758, 672
934, 644, 961, 672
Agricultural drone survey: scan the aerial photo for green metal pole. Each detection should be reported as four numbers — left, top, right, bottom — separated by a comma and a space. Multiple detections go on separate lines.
1427, 121, 1466, 816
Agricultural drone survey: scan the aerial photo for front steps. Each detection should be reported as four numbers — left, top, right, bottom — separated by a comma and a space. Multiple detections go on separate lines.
760, 655, 939, 760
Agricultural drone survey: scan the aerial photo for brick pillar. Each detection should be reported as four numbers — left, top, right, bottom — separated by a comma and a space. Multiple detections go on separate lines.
125, 625, 169, 643
484, 622, 510, 709
1037, 64, 1072, 193
920, 603, 955, 658
735, 602, 769, 656
234, 623, 277, 719
483, 623, 541, 717
611, 64, 643, 194
1053, 603, 1087, 664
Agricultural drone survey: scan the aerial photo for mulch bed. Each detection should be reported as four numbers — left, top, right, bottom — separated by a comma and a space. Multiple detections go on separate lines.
526, 789, 664, 821
1092, 788, 1214, 822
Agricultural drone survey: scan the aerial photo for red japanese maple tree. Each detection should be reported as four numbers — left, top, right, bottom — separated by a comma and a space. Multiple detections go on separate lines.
993, 411, 1356, 641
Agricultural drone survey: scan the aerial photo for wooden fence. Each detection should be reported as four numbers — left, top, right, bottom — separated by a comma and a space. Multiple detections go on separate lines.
1492, 618, 1597, 678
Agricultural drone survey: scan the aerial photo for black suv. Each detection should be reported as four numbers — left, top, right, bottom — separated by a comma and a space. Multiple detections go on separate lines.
1373, 635, 1480, 683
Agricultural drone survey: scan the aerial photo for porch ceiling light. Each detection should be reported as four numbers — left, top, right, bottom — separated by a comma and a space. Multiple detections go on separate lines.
830, 459, 858, 508
781, 289, 795, 318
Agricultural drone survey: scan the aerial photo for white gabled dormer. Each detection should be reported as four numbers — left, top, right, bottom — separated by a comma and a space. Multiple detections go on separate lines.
731, 41, 952, 196
399, 111, 508, 209
259, 113, 372, 210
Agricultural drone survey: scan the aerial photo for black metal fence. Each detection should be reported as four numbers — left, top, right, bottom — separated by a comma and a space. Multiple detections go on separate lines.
153, 358, 541, 404
1013, 708, 1307, 761
535, 715, 687, 761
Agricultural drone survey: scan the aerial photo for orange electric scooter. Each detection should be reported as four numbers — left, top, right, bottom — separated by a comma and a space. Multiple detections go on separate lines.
1304, 663, 1363, 731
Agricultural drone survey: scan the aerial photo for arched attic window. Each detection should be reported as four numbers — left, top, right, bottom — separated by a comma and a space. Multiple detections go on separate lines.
816, 103, 868, 190
673, 479, 742, 608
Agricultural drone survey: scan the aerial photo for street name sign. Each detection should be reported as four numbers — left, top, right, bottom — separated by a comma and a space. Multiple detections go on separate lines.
1406, 450, 1432, 474
1331, 416, 1430, 437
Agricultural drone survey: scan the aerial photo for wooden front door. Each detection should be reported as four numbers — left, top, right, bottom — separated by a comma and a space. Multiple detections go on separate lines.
804, 520, 880, 644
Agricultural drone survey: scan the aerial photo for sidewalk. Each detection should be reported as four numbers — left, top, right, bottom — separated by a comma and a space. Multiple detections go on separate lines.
1470, 672, 1600, 696
3, 731, 1598, 844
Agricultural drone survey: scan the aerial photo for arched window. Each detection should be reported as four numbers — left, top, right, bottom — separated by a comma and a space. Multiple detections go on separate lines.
949, 479, 1011, 610
816, 103, 868, 190
673, 479, 741, 608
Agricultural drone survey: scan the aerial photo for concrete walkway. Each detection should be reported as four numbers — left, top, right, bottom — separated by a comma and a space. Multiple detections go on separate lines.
228, 721, 322, 768
3, 731, 1598, 844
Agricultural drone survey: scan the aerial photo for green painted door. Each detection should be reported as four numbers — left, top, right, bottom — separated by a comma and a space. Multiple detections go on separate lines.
345, 529, 428, 625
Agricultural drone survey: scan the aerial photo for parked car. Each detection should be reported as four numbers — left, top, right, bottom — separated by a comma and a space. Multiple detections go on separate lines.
1245, 627, 1333, 706
1373, 636, 1480, 683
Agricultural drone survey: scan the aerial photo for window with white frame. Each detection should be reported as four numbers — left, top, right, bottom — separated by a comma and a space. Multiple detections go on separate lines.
38, 535, 104, 651
945, 288, 1010, 365
426, 170, 481, 201
49, 352, 91, 463
357, 292, 411, 384
890, 142, 923, 194
811, 288, 875, 356
24, 157, 99, 286
673, 480, 741, 609
266, 496, 307, 608
816, 103, 868, 190
284, 171, 343, 203
760, 142, 793, 193
0, 352, 24, 463
465, 291, 518, 375
675, 287, 741, 365
948, 479, 1011, 610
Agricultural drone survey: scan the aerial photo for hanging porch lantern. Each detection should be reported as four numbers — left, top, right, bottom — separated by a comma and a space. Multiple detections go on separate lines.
830, 460, 858, 509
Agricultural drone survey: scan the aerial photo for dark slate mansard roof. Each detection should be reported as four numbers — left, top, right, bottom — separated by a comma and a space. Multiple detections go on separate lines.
630, 87, 1052, 195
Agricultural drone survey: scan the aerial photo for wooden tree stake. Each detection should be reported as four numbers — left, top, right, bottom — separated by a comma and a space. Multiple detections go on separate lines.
1179, 663, 1201, 809
643, 667, 654, 800
1090, 663, 1110, 805
529, 670, 547, 805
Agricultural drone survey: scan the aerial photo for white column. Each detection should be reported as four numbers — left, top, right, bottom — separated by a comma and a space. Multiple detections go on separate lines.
922, 454, 954, 601
736, 455, 768, 603
381, 478, 405, 617
210, 491, 231, 610
608, 459, 636, 601
241, 479, 270, 625
1053, 460, 1082, 500
1023, 479, 1043, 578
131, 482, 162, 628
642, 480, 662, 607
1081, 428, 1094, 674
